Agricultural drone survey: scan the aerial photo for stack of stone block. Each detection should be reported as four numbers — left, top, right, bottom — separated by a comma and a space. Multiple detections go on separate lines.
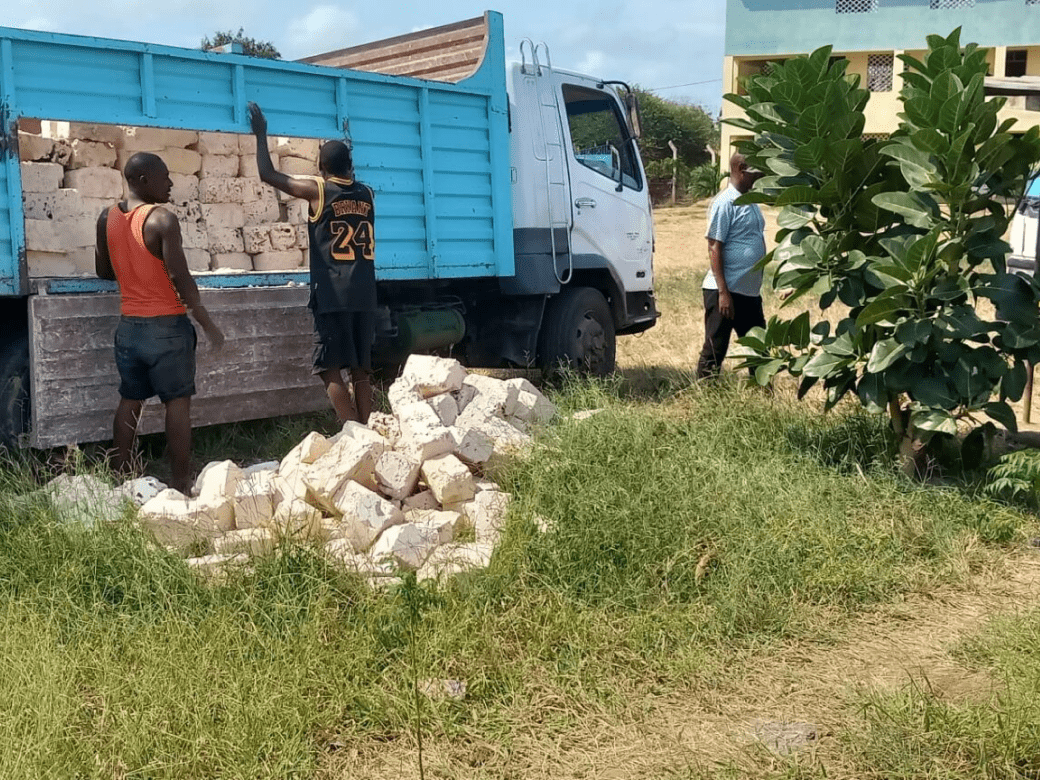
18, 121, 319, 278
134, 355, 556, 585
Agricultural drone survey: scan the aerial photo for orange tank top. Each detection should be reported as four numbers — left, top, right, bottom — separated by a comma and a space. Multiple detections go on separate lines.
106, 204, 186, 317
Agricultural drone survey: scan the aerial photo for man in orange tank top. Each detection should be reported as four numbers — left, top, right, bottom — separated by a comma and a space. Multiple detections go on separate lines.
96, 152, 224, 495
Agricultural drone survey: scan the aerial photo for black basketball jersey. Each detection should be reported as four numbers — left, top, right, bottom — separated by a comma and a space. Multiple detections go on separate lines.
305, 176, 377, 313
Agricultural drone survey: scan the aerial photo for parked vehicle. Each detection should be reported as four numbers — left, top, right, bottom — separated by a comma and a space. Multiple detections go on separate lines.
0, 12, 656, 447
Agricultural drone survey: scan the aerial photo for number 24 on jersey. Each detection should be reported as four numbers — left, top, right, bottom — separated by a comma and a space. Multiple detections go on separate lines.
330, 219, 374, 262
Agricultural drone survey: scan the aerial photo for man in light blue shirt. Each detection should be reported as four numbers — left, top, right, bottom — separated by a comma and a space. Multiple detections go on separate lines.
696, 153, 766, 379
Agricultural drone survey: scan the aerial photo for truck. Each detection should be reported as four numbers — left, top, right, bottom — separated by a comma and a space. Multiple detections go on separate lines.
0, 11, 657, 448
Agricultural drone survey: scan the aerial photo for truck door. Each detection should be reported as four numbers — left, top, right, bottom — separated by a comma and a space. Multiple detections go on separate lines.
556, 82, 652, 294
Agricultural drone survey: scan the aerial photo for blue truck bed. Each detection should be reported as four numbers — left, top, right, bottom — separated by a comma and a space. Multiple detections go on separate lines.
0, 11, 513, 296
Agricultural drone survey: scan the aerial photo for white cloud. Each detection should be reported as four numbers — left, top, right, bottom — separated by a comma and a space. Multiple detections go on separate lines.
284, 5, 361, 59
575, 50, 607, 78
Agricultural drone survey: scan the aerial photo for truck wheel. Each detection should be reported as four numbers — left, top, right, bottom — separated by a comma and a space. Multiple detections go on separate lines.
538, 287, 616, 377
0, 332, 30, 446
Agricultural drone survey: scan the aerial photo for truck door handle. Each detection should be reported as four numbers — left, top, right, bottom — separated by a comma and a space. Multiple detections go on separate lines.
575, 197, 597, 209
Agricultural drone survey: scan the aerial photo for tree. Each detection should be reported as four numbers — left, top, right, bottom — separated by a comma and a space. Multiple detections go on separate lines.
201, 29, 281, 60
635, 89, 716, 168
726, 29, 1040, 470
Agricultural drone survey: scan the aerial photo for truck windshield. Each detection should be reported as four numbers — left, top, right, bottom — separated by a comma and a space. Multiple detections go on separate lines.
562, 85, 642, 191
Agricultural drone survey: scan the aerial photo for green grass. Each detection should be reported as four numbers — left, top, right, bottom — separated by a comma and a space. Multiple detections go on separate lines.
0, 380, 1030, 778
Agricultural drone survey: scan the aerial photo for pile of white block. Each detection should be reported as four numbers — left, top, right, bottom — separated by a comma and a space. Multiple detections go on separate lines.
19, 121, 318, 278
134, 355, 555, 584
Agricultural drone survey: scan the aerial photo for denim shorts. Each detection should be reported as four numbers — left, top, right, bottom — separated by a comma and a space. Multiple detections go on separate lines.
114, 315, 197, 402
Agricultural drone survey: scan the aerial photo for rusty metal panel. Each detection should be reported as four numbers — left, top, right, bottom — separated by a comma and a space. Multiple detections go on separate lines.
29, 287, 328, 448
300, 16, 488, 84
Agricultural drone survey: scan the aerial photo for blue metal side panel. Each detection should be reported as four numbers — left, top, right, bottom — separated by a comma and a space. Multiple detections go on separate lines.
0, 11, 514, 292
0, 38, 25, 296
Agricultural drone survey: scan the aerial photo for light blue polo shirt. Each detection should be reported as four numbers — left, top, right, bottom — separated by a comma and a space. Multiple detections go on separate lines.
703, 184, 766, 298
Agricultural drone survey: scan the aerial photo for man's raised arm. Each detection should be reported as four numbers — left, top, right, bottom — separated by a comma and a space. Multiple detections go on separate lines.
248, 102, 320, 207
95, 207, 115, 280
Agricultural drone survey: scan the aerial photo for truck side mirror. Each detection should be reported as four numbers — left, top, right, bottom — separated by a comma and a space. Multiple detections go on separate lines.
625, 92, 642, 140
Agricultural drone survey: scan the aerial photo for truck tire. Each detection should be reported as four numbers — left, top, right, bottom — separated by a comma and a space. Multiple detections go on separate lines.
0, 332, 29, 446
538, 287, 616, 377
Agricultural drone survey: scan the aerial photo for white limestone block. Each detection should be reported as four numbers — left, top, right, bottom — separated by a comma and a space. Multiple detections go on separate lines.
121, 126, 198, 151
211, 252, 252, 271
251, 250, 301, 270
367, 411, 400, 446
21, 162, 65, 193
67, 139, 117, 170
183, 249, 211, 271
279, 156, 318, 176
403, 490, 439, 512
417, 542, 494, 582
428, 394, 458, 427
214, 527, 276, 557
285, 199, 310, 223
201, 203, 245, 229
275, 138, 320, 159
138, 488, 233, 549
194, 460, 244, 503
388, 381, 424, 417
27, 251, 77, 277
243, 224, 297, 253
23, 189, 98, 223
324, 539, 397, 578
68, 122, 124, 145
244, 461, 279, 475
406, 508, 462, 543
448, 425, 494, 466
45, 473, 125, 526
242, 193, 281, 225
461, 490, 511, 545
271, 471, 309, 507
238, 152, 280, 179
199, 176, 263, 204
401, 354, 467, 398
19, 133, 55, 162
24, 219, 95, 253
207, 226, 244, 254
199, 154, 239, 179
420, 454, 476, 507
304, 438, 384, 513
180, 219, 210, 249
63, 166, 123, 199
115, 476, 167, 507
397, 402, 454, 462
375, 450, 421, 501
270, 498, 323, 541
456, 374, 520, 422
369, 522, 440, 571
334, 482, 405, 551
335, 421, 391, 450
194, 131, 240, 156
299, 431, 333, 464
233, 471, 278, 529
505, 378, 556, 425
159, 147, 202, 176
169, 173, 199, 204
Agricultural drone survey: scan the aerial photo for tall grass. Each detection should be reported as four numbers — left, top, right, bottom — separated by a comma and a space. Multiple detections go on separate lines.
0, 380, 1028, 778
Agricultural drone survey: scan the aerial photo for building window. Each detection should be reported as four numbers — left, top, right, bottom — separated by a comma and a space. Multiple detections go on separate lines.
1007, 49, 1029, 77
836, 0, 877, 12
929, 0, 975, 8
868, 53, 894, 91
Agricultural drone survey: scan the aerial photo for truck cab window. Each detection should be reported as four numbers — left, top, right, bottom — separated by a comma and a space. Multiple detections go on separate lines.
562, 84, 642, 191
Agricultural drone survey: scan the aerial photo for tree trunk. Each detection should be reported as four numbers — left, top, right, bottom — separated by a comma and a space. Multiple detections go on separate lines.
889, 398, 926, 477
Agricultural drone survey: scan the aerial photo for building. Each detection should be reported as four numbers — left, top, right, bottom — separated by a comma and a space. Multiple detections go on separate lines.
721, 0, 1040, 158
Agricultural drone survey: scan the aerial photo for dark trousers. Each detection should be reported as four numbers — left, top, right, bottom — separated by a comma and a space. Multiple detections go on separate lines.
696, 290, 765, 379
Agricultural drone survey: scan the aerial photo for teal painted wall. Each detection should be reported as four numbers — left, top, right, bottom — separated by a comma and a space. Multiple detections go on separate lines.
727, 0, 1040, 56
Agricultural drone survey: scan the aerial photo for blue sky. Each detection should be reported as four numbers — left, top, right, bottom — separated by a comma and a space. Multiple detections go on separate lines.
4, 0, 726, 113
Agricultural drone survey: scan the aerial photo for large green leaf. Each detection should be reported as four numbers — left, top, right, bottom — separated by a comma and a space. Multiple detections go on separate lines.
867, 339, 909, 373
777, 206, 815, 230
937, 305, 989, 339
1002, 360, 1028, 402
983, 401, 1019, 434
911, 408, 958, 436
881, 143, 938, 188
857, 372, 887, 414
912, 375, 958, 410
802, 350, 852, 379
872, 191, 939, 229
856, 287, 911, 327
788, 311, 812, 350
775, 186, 820, 206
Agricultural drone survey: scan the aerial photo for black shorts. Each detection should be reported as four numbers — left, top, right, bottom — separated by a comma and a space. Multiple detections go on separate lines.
312, 310, 376, 374
114, 314, 197, 402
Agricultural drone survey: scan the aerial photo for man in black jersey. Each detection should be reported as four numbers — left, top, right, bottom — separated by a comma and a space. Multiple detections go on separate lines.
249, 102, 377, 424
